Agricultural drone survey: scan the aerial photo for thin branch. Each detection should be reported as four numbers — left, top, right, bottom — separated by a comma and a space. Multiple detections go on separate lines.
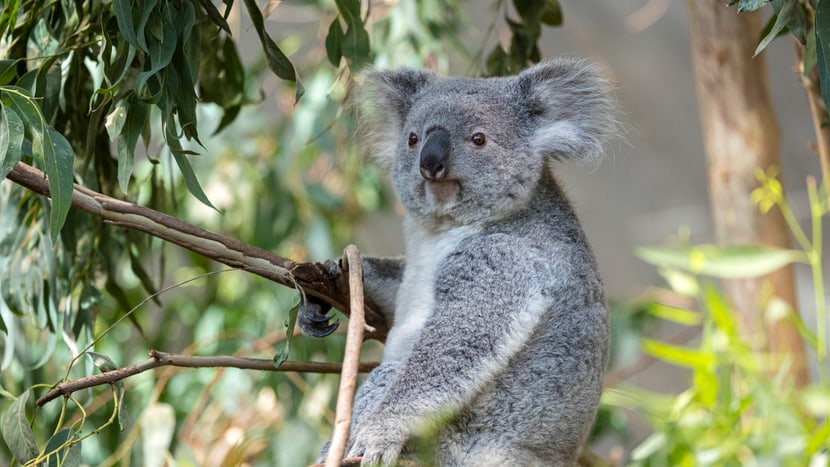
36, 350, 380, 406
326, 245, 367, 467
796, 40, 830, 208
4, 162, 389, 340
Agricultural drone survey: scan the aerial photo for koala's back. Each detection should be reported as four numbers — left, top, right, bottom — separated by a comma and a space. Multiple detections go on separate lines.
429, 180, 608, 466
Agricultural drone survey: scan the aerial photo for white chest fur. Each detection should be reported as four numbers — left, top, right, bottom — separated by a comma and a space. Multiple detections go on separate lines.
381, 220, 480, 364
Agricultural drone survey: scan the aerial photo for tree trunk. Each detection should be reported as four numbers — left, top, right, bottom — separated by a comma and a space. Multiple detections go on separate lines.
686, 2, 808, 386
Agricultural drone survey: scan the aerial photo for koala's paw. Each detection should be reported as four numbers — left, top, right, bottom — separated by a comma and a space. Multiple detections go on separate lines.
298, 296, 339, 337
346, 421, 406, 467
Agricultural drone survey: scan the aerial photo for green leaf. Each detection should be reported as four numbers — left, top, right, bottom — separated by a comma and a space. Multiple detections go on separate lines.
817, 1, 830, 114
0, 389, 38, 463
486, 46, 509, 77
196, 0, 231, 33
87, 351, 118, 372
648, 303, 702, 326
0, 104, 24, 179
341, 23, 371, 69
39, 128, 75, 242
135, 0, 159, 53
541, 0, 563, 26
326, 18, 344, 67
735, 0, 770, 12
0, 60, 16, 86
274, 299, 300, 367
701, 283, 739, 337
135, 7, 178, 100
112, 0, 140, 49
636, 244, 805, 278
754, 0, 803, 56
242, 0, 304, 102
641, 339, 716, 369
44, 429, 81, 467
166, 124, 217, 210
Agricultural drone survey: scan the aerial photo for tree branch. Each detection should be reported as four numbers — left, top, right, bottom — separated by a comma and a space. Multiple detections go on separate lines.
326, 245, 367, 466
4, 161, 389, 339
36, 350, 380, 406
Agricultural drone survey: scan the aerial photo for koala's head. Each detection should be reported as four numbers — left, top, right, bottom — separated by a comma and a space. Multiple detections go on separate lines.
358, 58, 616, 231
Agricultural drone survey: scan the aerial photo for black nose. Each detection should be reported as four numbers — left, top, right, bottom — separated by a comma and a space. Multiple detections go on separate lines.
419, 128, 451, 181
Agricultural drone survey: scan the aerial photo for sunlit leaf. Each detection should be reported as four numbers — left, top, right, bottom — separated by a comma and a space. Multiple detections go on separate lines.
802, 385, 830, 417
0, 389, 38, 463
642, 339, 716, 369
648, 303, 702, 326
636, 244, 805, 278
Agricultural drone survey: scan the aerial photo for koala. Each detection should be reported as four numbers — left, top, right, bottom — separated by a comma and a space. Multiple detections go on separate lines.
302, 57, 615, 467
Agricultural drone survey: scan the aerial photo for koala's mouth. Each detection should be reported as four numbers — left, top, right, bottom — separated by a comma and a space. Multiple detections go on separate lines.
424, 180, 459, 204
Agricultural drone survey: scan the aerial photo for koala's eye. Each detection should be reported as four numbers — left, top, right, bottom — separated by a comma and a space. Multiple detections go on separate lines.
470, 132, 487, 147
408, 132, 419, 147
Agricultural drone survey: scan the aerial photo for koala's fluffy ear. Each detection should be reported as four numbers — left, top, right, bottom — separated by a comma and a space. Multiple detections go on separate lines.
356, 69, 436, 169
518, 58, 616, 162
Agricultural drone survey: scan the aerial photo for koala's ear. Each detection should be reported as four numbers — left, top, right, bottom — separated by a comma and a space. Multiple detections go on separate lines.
517, 58, 616, 162
356, 68, 436, 168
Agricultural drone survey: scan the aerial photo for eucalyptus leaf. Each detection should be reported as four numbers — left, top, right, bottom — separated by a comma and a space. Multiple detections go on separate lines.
242, 0, 303, 101
0, 104, 24, 179
0, 389, 38, 463
166, 125, 217, 211
274, 299, 300, 367
88, 351, 118, 372
636, 244, 805, 278
815, 1, 830, 113
39, 128, 75, 242
196, 0, 231, 33
44, 428, 81, 467
112, 0, 140, 49
326, 18, 344, 66
641, 339, 716, 369
754, 0, 800, 56
735, 0, 770, 12
0, 60, 17, 86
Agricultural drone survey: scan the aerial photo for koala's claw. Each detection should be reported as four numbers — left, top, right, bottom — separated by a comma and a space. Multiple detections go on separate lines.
298, 297, 339, 337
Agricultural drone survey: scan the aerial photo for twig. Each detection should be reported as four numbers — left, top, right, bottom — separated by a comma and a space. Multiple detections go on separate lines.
326, 245, 367, 467
36, 350, 379, 406
4, 161, 389, 340
796, 41, 830, 208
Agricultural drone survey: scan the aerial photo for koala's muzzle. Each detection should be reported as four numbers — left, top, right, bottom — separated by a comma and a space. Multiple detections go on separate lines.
419, 128, 451, 181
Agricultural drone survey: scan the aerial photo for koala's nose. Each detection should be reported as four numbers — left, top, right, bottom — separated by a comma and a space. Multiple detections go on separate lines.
419, 128, 451, 181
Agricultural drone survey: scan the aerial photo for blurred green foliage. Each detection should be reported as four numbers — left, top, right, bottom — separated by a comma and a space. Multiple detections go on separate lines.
611, 173, 830, 465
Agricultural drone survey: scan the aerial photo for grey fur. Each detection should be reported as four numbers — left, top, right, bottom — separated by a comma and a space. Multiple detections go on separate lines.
313, 58, 614, 466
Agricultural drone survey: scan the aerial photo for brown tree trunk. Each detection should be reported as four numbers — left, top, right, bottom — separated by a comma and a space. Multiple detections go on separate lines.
686, 2, 808, 387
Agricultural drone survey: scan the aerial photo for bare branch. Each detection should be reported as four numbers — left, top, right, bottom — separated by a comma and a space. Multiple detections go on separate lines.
36, 350, 380, 406
326, 245, 367, 466
4, 162, 389, 340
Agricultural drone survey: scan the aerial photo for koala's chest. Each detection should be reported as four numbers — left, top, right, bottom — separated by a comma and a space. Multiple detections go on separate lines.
382, 224, 479, 364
